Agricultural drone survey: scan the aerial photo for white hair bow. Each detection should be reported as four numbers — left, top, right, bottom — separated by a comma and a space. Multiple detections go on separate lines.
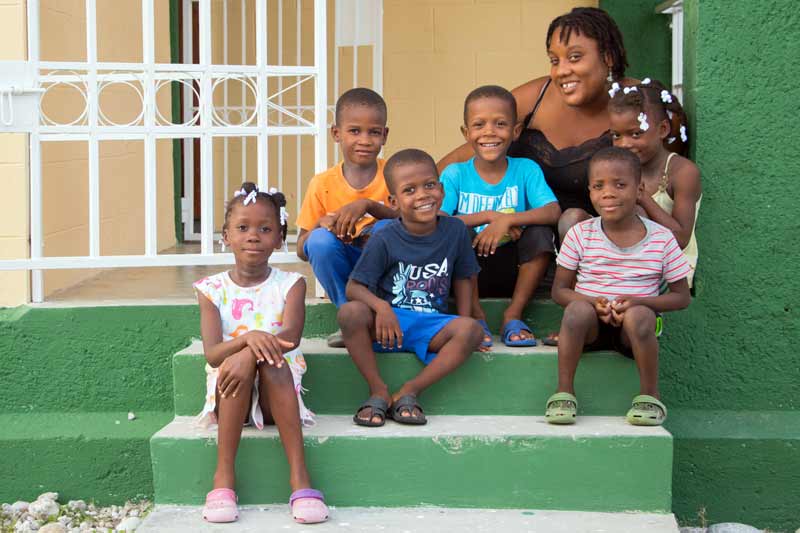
234, 186, 259, 205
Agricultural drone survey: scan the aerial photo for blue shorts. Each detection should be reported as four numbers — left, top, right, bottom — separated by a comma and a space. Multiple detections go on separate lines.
373, 307, 457, 364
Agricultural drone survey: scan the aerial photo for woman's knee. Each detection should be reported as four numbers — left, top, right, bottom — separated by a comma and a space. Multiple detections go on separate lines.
337, 300, 372, 330
558, 209, 591, 241
622, 306, 657, 340
517, 225, 556, 262
562, 300, 596, 329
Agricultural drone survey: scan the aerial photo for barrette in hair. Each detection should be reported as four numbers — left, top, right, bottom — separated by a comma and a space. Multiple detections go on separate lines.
668, 136, 676, 144
660, 90, 673, 104
637, 112, 650, 132
623, 86, 638, 95
666, 110, 674, 120
280, 206, 289, 227
268, 187, 278, 195
680, 125, 688, 143
642, 77, 652, 85
608, 82, 621, 98
234, 185, 259, 206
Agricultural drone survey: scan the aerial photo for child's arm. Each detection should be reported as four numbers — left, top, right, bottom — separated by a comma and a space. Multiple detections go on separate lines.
612, 278, 691, 316
198, 278, 305, 368
551, 266, 614, 322
346, 279, 403, 349
333, 199, 398, 240
638, 159, 701, 248
452, 276, 474, 317
473, 202, 561, 256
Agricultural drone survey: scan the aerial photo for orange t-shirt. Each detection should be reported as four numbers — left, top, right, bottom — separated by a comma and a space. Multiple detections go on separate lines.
296, 159, 391, 238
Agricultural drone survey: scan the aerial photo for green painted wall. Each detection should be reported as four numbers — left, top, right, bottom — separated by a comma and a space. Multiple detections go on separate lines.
606, 1, 800, 530
601, 0, 671, 85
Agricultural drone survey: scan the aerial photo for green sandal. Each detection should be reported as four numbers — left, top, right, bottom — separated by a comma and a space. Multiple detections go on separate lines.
626, 395, 667, 426
545, 392, 577, 425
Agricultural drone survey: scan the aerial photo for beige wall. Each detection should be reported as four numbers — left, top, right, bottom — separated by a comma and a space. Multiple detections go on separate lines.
383, 0, 597, 160
0, 1, 30, 306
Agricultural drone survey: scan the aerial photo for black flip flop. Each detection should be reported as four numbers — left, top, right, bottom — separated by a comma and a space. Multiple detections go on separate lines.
388, 394, 427, 425
352, 396, 389, 427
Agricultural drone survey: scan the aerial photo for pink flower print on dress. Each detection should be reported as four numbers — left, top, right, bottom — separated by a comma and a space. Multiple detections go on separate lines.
295, 353, 307, 371
231, 298, 255, 320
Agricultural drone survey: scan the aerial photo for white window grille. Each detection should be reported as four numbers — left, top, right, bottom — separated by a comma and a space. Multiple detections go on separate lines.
0, 0, 384, 303
657, 0, 683, 101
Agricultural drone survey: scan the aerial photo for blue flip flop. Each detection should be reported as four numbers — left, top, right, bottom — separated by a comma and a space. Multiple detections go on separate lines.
477, 319, 493, 348
501, 319, 537, 347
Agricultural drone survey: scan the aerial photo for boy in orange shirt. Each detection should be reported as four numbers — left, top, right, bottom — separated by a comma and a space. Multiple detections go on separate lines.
296, 88, 398, 346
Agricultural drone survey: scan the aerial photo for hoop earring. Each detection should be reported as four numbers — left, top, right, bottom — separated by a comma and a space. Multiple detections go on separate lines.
607, 68, 614, 83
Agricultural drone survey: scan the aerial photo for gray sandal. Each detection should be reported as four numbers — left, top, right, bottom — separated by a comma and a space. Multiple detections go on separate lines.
388, 394, 427, 425
353, 396, 389, 427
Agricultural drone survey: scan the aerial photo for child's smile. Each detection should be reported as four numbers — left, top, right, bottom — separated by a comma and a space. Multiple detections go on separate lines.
389, 162, 443, 234
331, 105, 388, 168
588, 160, 641, 224
462, 96, 519, 167
610, 109, 667, 165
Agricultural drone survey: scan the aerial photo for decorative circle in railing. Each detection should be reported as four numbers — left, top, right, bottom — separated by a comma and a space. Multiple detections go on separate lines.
97, 73, 145, 127
211, 76, 258, 127
154, 76, 201, 126
40, 71, 89, 126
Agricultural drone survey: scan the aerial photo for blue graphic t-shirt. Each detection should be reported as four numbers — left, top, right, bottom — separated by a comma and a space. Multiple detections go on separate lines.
350, 217, 480, 314
440, 156, 557, 237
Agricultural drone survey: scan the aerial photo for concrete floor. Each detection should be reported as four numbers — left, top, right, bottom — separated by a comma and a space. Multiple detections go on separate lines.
138, 506, 680, 533
45, 241, 316, 304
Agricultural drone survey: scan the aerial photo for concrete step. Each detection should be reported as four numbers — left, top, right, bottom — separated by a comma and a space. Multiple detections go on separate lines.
0, 411, 173, 505
150, 415, 673, 512
173, 339, 642, 417
138, 505, 680, 532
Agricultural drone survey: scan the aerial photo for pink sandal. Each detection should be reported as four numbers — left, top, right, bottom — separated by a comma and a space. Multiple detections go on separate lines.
290, 488, 329, 524
202, 488, 239, 523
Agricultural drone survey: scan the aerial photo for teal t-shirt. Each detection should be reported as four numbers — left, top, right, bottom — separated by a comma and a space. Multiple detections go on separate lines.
440, 156, 557, 236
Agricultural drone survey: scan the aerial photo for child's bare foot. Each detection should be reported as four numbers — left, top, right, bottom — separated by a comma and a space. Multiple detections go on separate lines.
501, 315, 536, 346
390, 387, 425, 423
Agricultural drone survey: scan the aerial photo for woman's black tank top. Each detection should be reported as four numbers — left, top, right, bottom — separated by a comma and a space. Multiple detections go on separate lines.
508, 79, 610, 215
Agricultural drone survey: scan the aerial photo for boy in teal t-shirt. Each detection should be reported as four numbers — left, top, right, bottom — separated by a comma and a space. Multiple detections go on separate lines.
440, 85, 562, 347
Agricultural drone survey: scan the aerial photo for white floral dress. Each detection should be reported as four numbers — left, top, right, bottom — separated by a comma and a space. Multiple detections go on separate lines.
193, 268, 314, 428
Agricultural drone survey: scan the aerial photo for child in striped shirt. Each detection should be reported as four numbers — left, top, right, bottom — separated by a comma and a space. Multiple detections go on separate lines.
545, 147, 691, 427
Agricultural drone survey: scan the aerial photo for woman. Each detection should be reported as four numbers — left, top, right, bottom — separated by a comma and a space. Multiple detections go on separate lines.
439, 7, 635, 240
437, 7, 635, 345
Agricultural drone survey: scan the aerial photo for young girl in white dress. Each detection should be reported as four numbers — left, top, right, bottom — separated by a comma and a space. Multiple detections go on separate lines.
194, 182, 328, 524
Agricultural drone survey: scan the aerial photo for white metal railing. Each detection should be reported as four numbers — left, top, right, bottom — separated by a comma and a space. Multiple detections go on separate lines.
0, 0, 383, 303
656, 0, 683, 101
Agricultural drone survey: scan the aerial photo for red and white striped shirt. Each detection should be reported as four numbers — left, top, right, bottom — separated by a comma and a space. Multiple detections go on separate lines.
557, 216, 691, 300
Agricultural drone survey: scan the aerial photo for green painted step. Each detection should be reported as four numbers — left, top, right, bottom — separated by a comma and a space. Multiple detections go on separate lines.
0, 411, 173, 505
139, 504, 680, 532
303, 298, 564, 338
150, 415, 673, 512
173, 339, 642, 417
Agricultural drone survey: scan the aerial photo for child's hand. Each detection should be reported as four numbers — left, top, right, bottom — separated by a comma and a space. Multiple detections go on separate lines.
319, 212, 338, 232
375, 302, 403, 350
217, 349, 255, 399
594, 297, 613, 324
334, 199, 369, 240
243, 331, 295, 367
610, 297, 638, 326
508, 226, 523, 241
472, 219, 510, 257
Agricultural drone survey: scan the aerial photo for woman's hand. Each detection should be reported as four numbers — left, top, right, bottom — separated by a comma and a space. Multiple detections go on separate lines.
217, 348, 256, 399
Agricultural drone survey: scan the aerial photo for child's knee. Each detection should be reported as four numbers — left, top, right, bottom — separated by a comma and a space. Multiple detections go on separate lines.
337, 301, 372, 329
305, 227, 339, 256
622, 306, 657, 340
454, 317, 483, 348
562, 300, 596, 329
259, 362, 293, 386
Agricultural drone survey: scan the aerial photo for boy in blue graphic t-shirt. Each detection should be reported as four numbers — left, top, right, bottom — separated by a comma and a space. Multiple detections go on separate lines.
338, 149, 484, 428
440, 85, 561, 348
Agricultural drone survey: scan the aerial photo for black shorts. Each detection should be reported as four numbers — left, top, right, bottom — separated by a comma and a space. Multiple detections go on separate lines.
474, 225, 555, 297
585, 314, 664, 358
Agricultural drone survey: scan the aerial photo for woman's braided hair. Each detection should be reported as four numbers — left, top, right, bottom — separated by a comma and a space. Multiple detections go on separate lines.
546, 7, 628, 81
223, 182, 288, 241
